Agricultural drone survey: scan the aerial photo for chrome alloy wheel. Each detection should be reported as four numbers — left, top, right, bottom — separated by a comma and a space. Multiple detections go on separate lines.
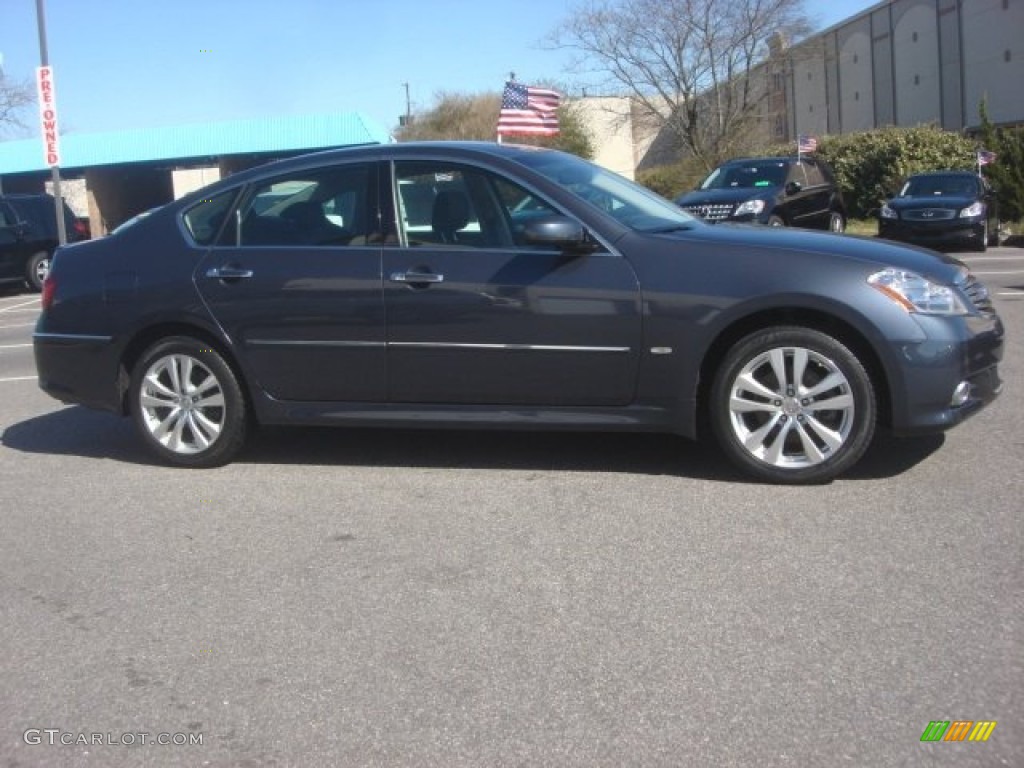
139, 353, 226, 455
727, 346, 855, 469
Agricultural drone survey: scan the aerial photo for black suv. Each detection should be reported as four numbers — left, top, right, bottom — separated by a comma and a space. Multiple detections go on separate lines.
676, 156, 847, 232
0, 193, 86, 291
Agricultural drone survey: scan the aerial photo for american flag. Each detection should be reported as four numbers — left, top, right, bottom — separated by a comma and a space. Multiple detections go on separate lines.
977, 149, 997, 166
798, 134, 818, 154
497, 81, 560, 137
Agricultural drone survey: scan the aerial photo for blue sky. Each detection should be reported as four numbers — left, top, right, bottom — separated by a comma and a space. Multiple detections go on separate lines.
0, 0, 877, 138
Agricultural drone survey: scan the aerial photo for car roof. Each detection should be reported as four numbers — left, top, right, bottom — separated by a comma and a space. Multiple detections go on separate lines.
721, 156, 801, 165
174, 141, 562, 207
905, 170, 978, 178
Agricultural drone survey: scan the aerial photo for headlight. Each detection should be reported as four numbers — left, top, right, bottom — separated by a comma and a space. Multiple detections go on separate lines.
734, 199, 765, 216
879, 204, 897, 220
868, 268, 969, 315
959, 201, 984, 218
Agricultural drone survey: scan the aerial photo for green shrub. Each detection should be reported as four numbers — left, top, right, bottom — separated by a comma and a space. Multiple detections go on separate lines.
760, 126, 977, 219
636, 160, 706, 199
978, 102, 1024, 222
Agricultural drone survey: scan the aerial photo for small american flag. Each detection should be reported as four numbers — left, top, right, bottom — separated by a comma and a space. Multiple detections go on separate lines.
497, 81, 560, 137
798, 134, 818, 154
977, 149, 996, 166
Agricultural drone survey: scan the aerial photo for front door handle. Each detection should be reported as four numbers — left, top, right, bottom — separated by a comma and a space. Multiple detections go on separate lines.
389, 270, 444, 284
206, 266, 254, 280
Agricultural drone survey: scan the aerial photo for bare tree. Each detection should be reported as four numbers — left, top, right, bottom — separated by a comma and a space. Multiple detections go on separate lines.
0, 75, 35, 138
550, 0, 809, 170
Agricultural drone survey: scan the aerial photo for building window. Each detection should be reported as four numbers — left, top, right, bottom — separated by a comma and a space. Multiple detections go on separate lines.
808, 71, 813, 81
914, 74, 920, 85
853, 54, 858, 63
1006, 50, 1012, 62
912, 31, 918, 42
855, 91, 860, 101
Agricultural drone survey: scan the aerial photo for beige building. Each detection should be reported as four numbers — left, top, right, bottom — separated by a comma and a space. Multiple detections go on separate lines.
577, 0, 1024, 176
780, 0, 1023, 139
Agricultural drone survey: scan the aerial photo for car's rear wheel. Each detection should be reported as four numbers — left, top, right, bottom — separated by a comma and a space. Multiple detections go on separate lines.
25, 251, 51, 292
130, 337, 247, 467
710, 327, 876, 484
829, 212, 846, 233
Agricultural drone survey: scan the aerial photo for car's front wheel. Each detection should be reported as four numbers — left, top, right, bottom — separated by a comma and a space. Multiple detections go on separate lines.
710, 327, 876, 484
130, 337, 247, 467
767, 215, 785, 227
974, 221, 989, 252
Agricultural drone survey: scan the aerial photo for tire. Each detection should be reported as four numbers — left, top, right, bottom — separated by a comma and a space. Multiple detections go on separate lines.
710, 327, 876, 484
974, 221, 988, 252
829, 212, 846, 233
25, 251, 51, 292
767, 215, 785, 227
988, 221, 1000, 247
130, 337, 247, 467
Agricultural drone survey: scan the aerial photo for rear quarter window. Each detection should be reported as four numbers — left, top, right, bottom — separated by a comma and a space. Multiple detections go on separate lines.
182, 190, 237, 246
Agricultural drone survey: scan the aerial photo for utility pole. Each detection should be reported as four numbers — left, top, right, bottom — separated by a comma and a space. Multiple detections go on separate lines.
35, 0, 67, 245
401, 82, 413, 126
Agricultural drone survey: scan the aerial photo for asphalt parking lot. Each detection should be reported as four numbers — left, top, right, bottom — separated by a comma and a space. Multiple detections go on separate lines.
0, 247, 1021, 767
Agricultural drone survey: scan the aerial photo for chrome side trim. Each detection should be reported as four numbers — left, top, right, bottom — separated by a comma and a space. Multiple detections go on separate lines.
388, 342, 630, 353
248, 339, 386, 348
247, 339, 630, 353
33, 332, 113, 342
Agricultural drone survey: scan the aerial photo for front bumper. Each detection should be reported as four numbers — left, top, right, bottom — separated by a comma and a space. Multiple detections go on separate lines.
887, 310, 1004, 435
878, 218, 985, 248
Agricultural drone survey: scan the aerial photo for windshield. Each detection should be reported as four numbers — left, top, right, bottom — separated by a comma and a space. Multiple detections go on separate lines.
700, 161, 787, 190
900, 175, 979, 198
514, 151, 695, 233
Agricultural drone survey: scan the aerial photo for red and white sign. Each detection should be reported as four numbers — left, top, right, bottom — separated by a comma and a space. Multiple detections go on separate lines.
36, 66, 61, 167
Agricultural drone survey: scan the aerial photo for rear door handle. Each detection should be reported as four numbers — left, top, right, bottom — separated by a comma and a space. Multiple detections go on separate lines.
206, 266, 254, 280
389, 270, 444, 284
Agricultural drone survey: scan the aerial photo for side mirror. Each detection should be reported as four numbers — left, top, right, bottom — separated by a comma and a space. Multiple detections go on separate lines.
520, 215, 592, 252
784, 181, 802, 196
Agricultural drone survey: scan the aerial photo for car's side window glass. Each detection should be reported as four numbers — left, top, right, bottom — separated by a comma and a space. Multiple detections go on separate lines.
393, 162, 516, 249
182, 190, 237, 246
804, 162, 826, 187
231, 164, 375, 248
788, 162, 810, 187
490, 177, 568, 248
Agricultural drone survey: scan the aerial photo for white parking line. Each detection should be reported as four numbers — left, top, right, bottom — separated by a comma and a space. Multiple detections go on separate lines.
962, 254, 1024, 260
0, 376, 37, 383
0, 343, 33, 349
0, 323, 35, 330
973, 269, 1024, 275
0, 298, 39, 314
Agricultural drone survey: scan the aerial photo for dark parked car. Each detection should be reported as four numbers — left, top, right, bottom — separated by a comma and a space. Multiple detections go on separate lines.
878, 171, 999, 252
34, 143, 1003, 483
0, 193, 87, 290
676, 156, 847, 232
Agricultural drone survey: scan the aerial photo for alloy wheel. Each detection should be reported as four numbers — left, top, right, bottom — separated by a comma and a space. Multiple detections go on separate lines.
726, 346, 856, 469
138, 353, 227, 455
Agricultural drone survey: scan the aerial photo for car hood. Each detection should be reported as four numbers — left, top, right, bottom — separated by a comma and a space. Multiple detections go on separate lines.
887, 195, 976, 211
654, 222, 966, 282
675, 187, 775, 206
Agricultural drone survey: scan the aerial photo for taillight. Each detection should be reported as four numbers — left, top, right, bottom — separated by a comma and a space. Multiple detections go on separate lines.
41, 275, 56, 311
73, 219, 88, 238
